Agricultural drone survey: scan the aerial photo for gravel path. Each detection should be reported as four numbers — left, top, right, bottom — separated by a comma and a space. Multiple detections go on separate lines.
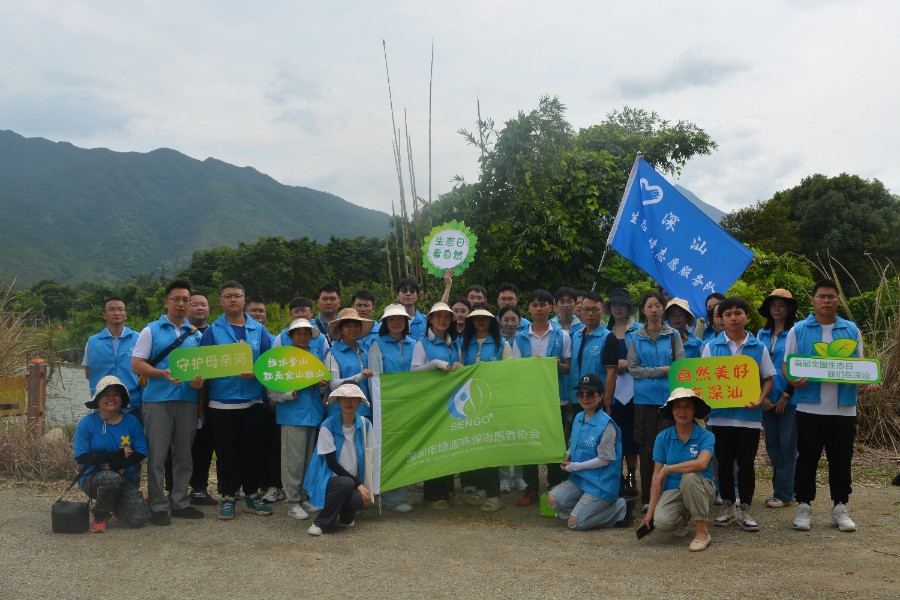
1, 480, 898, 600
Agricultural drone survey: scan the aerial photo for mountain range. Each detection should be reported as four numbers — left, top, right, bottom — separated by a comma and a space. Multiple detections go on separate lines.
0, 130, 391, 287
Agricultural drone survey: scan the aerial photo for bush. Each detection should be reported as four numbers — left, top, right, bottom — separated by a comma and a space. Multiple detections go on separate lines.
0, 419, 74, 481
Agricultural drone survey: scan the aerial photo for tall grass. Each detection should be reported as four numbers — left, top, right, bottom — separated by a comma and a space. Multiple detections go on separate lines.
0, 419, 74, 481
0, 282, 44, 376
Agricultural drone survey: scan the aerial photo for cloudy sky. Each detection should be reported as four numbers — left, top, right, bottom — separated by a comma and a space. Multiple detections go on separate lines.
1, 0, 896, 216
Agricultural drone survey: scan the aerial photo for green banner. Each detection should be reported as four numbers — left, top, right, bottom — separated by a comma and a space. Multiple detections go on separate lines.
253, 346, 331, 392
668, 356, 761, 408
374, 357, 566, 492
786, 354, 881, 384
169, 343, 253, 381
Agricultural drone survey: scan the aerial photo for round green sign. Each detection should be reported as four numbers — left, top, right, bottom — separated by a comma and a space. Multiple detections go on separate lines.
421, 219, 478, 277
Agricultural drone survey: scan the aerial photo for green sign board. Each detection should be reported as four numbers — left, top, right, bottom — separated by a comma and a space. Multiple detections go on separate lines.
786, 354, 881, 384
421, 219, 477, 278
374, 357, 565, 492
253, 346, 331, 393
668, 356, 761, 409
169, 343, 253, 381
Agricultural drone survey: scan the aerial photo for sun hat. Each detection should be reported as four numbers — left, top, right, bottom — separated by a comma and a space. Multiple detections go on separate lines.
466, 308, 496, 320
572, 373, 603, 393
426, 302, 455, 320
659, 387, 711, 420
604, 288, 635, 314
287, 318, 320, 337
664, 298, 696, 327
326, 382, 370, 406
85, 375, 130, 410
381, 303, 413, 321
759, 288, 798, 319
327, 308, 374, 341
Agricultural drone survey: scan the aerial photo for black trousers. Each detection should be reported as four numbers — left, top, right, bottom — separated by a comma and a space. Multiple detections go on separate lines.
794, 411, 856, 505
210, 403, 264, 497
189, 413, 215, 490
711, 425, 760, 505
423, 475, 454, 502
258, 405, 282, 488
314, 476, 363, 531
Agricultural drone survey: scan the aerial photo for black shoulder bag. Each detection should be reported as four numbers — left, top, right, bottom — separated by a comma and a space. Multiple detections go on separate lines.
51, 465, 91, 533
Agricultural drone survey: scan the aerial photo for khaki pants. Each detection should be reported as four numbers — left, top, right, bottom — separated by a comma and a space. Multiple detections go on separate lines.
655, 472, 715, 531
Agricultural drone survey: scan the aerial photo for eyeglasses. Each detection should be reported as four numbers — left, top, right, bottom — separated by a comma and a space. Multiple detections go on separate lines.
576, 390, 598, 398
582, 307, 603, 314
221, 294, 244, 300
398, 288, 418, 294
814, 294, 838, 300
104, 307, 126, 313
167, 297, 190, 304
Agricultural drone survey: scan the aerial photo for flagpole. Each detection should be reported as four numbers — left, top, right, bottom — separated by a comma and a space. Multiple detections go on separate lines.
590, 154, 642, 292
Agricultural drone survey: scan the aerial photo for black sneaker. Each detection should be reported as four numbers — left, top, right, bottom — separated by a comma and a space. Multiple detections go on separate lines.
615, 499, 636, 528
624, 472, 639, 497
172, 506, 205, 519
190, 488, 218, 506
150, 511, 172, 526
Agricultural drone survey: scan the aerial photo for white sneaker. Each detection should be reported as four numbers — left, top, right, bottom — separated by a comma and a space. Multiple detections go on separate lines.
714, 502, 736, 527
262, 487, 283, 503
739, 504, 760, 532
301, 500, 320, 514
307, 523, 322, 536
514, 477, 528, 492
765, 496, 786, 508
288, 505, 309, 520
499, 479, 511, 493
388, 502, 413, 513
831, 503, 857, 532
792, 502, 812, 531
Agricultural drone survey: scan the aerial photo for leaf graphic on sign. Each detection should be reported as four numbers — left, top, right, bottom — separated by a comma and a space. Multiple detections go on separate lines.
827, 339, 858, 357
813, 342, 830, 357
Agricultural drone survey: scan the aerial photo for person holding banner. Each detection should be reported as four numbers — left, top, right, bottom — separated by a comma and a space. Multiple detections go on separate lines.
701, 297, 775, 532
756, 289, 799, 509
459, 305, 512, 512
497, 305, 528, 494
269, 318, 328, 521
641, 388, 716, 552
548, 373, 632, 531
304, 382, 374, 536
627, 291, 685, 511
784, 279, 878, 533
412, 302, 463, 509
324, 308, 374, 417
605, 288, 640, 497
665, 299, 703, 359
368, 303, 417, 513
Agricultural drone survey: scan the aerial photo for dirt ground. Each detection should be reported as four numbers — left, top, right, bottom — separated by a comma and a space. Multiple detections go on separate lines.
1, 468, 898, 600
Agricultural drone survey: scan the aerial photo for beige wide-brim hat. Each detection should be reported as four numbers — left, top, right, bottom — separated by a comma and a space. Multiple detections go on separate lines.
287, 318, 320, 337
327, 308, 374, 340
759, 288, 798, 319
85, 375, 130, 409
381, 303, 413, 322
326, 382, 370, 406
426, 302, 455, 320
664, 298, 696, 327
659, 387, 711, 420
466, 308, 496, 320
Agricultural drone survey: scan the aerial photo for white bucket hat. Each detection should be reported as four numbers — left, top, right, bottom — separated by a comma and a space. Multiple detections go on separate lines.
327, 382, 370, 406
287, 318, 320, 337
380, 303, 413, 321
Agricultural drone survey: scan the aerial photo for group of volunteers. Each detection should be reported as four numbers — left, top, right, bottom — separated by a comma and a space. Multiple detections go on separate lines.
75, 273, 876, 550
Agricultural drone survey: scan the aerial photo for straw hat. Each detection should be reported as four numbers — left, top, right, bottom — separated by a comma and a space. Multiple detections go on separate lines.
85, 375, 130, 409
326, 382, 370, 406
380, 303, 413, 321
327, 308, 374, 340
659, 387, 711, 420
759, 289, 798, 319
287, 318, 320, 337
426, 302, 455, 320
664, 298, 696, 327
466, 308, 496, 320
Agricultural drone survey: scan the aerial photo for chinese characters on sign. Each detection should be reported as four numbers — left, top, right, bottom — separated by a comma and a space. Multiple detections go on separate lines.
786, 355, 881, 384
421, 220, 478, 277
168, 343, 254, 381
0, 376, 27, 417
405, 428, 543, 466
252, 346, 332, 393
667, 356, 761, 409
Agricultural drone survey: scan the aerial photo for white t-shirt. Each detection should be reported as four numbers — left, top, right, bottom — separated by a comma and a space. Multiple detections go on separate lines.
317, 421, 374, 477
783, 324, 862, 417
701, 332, 777, 429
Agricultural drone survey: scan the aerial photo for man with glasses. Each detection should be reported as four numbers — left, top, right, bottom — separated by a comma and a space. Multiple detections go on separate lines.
395, 278, 427, 341
568, 292, 618, 415
784, 279, 879, 533
551, 287, 584, 336
132, 279, 205, 525
199, 281, 274, 520
497, 282, 531, 332
84, 297, 143, 419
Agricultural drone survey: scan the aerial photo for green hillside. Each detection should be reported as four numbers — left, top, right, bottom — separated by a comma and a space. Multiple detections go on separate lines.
0, 130, 391, 287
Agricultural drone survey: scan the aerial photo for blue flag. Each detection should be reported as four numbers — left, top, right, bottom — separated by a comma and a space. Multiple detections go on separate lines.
607, 157, 753, 317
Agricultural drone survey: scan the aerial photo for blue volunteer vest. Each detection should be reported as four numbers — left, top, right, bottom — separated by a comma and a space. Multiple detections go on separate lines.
708, 332, 765, 422
327, 340, 371, 417
86, 326, 142, 408
205, 314, 266, 404
420, 332, 459, 364
462, 336, 505, 365
274, 342, 327, 427
372, 334, 415, 374
569, 326, 612, 403
792, 314, 860, 407
757, 327, 789, 401
567, 410, 622, 501
681, 332, 704, 359
143, 316, 200, 403
631, 329, 678, 406
303, 413, 368, 510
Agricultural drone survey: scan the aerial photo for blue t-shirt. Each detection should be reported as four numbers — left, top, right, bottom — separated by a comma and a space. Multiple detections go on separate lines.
73, 412, 148, 484
652, 423, 715, 491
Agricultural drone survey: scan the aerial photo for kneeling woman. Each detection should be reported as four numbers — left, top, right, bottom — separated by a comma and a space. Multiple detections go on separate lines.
548, 373, 633, 530
73, 375, 151, 532
641, 388, 716, 551
304, 383, 374, 535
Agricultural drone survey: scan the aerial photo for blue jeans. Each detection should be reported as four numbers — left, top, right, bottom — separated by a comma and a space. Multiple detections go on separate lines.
762, 405, 797, 502
383, 486, 409, 508
548, 480, 625, 530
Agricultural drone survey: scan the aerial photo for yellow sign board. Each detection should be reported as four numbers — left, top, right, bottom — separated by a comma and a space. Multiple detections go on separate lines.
0, 376, 27, 417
